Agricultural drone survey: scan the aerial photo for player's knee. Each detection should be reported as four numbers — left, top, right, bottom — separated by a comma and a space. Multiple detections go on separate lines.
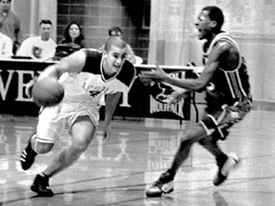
34, 141, 54, 154
199, 138, 209, 146
178, 137, 193, 153
179, 133, 193, 146
198, 137, 216, 146
180, 137, 193, 144
179, 128, 202, 146
72, 139, 90, 153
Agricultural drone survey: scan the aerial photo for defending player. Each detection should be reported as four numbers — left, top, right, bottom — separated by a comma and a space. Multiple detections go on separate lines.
141, 6, 252, 197
19, 37, 136, 196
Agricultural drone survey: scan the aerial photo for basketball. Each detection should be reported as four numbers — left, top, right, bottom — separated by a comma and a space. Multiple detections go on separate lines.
32, 77, 64, 107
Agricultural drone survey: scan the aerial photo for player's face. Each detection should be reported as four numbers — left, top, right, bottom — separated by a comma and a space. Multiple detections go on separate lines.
195, 10, 213, 40
103, 45, 127, 76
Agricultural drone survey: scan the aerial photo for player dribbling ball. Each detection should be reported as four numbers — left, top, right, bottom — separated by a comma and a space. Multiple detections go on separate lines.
32, 77, 64, 107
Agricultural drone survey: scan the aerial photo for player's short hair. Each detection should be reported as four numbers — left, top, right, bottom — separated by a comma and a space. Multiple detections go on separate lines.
39, 19, 53, 25
104, 37, 127, 52
202, 6, 224, 32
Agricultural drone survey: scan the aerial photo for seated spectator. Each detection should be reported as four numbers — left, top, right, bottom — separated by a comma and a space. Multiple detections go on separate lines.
0, 31, 12, 57
54, 21, 85, 60
59, 21, 85, 48
0, 0, 22, 54
99, 26, 143, 64
16, 19, 56, 61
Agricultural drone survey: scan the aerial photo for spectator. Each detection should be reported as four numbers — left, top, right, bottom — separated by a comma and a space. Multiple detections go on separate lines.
99, 26, 143, 64
16, 19, 56, 61
0, 31, 12, 57
59, 21, 85, 48
54, 21, 85, 60
0, 0, 22, 54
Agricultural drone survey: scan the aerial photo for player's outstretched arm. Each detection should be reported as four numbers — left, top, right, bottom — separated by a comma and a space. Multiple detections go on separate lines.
38, 49, 87, 80
102, 92, 122, 141
140, 43, 227, 91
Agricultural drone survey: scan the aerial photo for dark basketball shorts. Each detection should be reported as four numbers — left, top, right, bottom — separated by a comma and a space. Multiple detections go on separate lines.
199, 98, 252, 140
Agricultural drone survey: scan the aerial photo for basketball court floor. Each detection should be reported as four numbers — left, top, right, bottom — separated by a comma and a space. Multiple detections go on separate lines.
1, 108, 275, 206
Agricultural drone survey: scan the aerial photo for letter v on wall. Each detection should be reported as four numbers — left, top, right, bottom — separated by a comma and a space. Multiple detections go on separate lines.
0, 70, 15, 101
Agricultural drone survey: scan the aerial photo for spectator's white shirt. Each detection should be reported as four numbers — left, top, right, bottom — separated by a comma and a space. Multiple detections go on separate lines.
0, 32, 13, 58
16, 36, 56, 61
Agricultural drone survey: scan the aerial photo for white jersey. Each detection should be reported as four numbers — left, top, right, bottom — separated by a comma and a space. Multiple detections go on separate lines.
36, 49, 136, 143
59, 70, 133, 108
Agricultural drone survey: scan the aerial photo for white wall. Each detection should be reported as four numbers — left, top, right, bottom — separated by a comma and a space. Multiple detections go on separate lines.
13, 0, 57, 41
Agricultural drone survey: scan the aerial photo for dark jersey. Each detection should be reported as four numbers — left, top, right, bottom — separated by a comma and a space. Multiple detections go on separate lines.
82, 49, 136, 88
202, 32, 251, 110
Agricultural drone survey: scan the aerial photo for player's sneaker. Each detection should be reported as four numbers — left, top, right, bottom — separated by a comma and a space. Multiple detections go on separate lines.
31, 174, 54, 197
20, 134, 37, 170
145, 170, 174, 197
213, 153, 240, 186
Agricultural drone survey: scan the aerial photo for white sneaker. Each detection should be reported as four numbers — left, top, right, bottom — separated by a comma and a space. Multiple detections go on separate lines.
213, 153, 240, 186
145, 171, 174, 197
145, 180, 174, 197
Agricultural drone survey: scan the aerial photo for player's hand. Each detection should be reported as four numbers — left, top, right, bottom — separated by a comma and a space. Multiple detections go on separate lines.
139, 64, 168, 81
102, 123, 111, 143
26, 76, 38, 98
166, 90, 188, 104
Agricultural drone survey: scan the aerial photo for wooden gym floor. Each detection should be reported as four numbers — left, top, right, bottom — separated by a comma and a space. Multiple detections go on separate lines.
0, 108, 275, 206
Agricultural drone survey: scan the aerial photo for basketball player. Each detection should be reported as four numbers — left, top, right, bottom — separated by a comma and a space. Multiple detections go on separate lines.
98, 26, 138, 64
140, 6, 252, 197
19, 37, 136, 196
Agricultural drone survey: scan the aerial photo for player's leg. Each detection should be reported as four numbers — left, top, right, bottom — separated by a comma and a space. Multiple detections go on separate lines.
43, 116, 96, 176
20, 107, 60, 170
145, 123, 206, 197
21, 106, 63, 197
31, 115, 96, 196
20, 133, 54, 170
198, 107, 244, 186
198, 136, 240, 186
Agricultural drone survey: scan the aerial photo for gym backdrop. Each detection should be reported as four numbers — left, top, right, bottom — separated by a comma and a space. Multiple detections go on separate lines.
0, 59, 193, 121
